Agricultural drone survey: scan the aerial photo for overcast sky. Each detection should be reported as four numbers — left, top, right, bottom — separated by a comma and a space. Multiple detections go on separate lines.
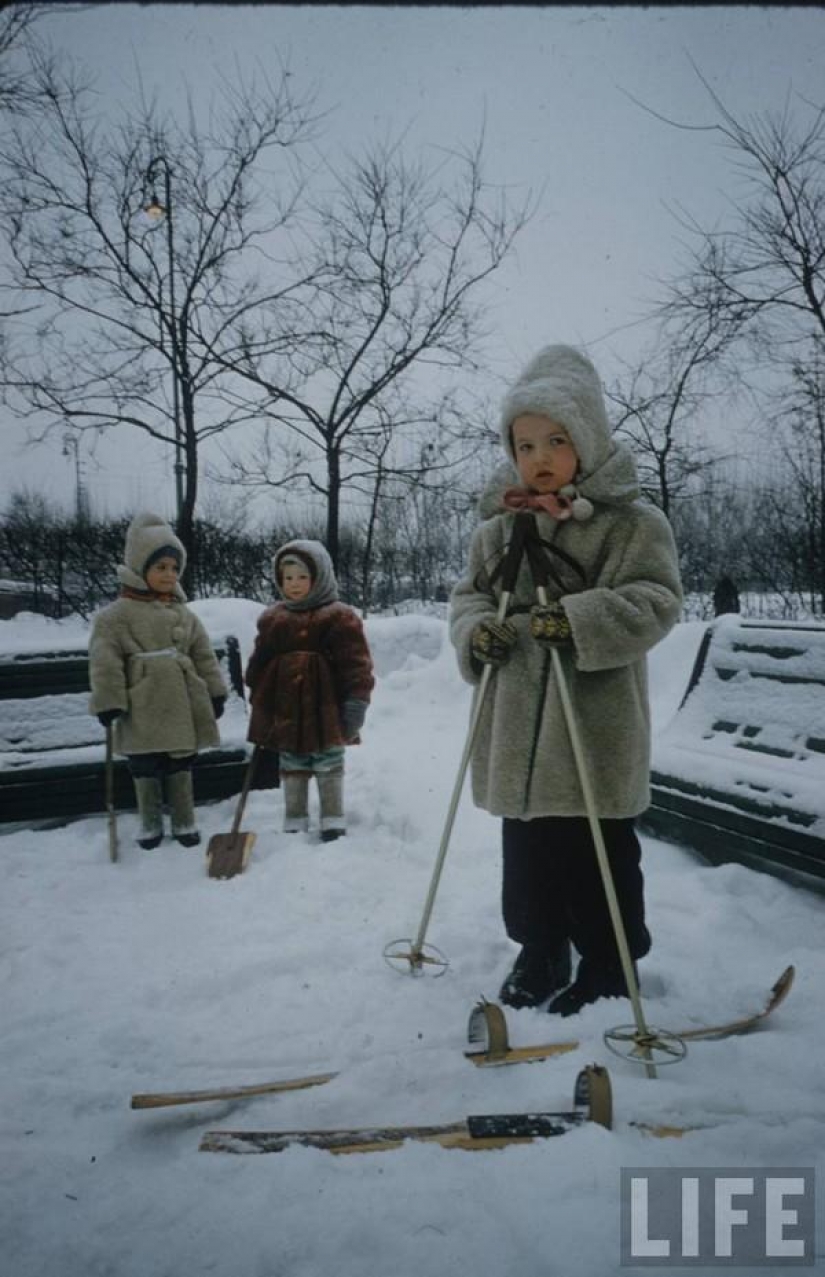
3, 3, 824, 520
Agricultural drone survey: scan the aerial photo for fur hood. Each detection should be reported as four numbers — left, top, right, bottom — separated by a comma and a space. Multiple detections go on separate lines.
116, 512, 187, 600
499, 343, 622, 480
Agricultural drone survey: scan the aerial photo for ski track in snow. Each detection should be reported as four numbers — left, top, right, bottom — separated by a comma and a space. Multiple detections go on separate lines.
1, 603, 823, 1277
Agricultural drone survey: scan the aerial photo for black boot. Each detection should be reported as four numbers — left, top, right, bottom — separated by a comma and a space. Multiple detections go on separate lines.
547, 957, 638, 1017
498, 942, 572, 1010
137, 833, 163, 850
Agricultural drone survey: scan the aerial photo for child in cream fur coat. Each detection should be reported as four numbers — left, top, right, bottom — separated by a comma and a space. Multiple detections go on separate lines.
88, 512, 228, 849
450, 345, 683, 1016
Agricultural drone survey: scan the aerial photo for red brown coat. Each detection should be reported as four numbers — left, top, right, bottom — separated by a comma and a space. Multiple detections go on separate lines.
245, 602, 374, 754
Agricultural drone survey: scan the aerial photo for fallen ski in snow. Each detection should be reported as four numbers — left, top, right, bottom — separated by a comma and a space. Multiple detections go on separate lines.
199, 1064, 612, 1154
669, 963, 795, 1040
130, 1070, 337, 1110
465, 966, 795, 1066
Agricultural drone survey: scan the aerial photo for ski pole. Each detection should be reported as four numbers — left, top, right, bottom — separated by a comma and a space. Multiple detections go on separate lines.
385, 516, 530, 974
545, 632, 656, 1077
523, 516, 657, 1077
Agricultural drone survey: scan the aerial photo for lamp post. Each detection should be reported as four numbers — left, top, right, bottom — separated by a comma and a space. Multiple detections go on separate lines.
144, 155, 184, 529
62, 430, 87, 522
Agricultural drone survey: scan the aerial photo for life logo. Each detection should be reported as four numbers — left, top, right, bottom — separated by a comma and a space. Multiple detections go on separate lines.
620, 1167, 816, 1267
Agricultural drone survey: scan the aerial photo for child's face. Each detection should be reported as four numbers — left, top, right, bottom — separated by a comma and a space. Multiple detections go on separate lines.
512, 414, 578, 494
280, 563, 313, 602
145, 556, 180, 594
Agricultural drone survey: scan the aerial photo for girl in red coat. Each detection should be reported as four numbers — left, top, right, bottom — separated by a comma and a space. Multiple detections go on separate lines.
245, 539, 374, 841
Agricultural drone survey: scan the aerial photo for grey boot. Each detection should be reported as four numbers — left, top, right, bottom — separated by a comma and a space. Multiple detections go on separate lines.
133, 777, 163, 849
166, 769, 200, 846
317, 771, 345, 842
283, 774, 310, 833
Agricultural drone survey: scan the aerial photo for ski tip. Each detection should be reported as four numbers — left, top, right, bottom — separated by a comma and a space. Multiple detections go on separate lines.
772, 965, 795, 1001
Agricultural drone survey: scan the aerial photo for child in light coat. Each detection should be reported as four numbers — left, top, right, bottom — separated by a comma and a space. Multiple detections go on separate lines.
450, 345, 683, 1015
245, 539, 374, 841
88, 512, 228, 849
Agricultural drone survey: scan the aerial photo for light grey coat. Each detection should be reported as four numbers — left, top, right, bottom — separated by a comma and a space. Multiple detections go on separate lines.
450, 345, 683, 820
88, 511, 227, 757
89, 599, 227, 756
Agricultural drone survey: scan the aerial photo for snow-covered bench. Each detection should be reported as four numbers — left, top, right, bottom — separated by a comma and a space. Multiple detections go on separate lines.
641, 616, 825, 885
0, 636, 251, 826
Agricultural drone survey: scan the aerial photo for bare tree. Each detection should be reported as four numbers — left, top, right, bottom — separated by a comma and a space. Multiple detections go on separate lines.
606, 306, 739, 516
646, 70, 825, 358
1, 4, 97, 119
772, 345, 825, 612
211, 136, 533, 568
0, 50, 320, 588
627, 73, 825, 612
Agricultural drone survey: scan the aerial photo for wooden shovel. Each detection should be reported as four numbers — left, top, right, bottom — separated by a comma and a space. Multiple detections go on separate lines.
206, 746, 259, 880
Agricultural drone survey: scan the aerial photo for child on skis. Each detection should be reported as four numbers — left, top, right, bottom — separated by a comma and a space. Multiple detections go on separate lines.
450, 344, 683, 1016
88, 511, 228, 849
245, 539, 374, 841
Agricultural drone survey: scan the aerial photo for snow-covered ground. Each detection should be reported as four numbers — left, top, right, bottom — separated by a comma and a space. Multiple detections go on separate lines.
1, 603, 823, 1277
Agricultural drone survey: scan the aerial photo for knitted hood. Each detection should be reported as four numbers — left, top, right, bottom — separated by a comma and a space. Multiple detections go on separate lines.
272, 538, 339, 611
490, 343, 641, 516
500, 344, 616, 477
117, 511, 187, 599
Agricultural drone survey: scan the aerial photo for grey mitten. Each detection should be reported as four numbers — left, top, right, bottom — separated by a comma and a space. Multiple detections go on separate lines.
529, 602, 572, 648
470, 618, 518, 667
341, 698, 368, 741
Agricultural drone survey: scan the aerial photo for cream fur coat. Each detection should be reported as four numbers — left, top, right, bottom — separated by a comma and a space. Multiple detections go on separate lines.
88, 511, 227, 757
450, 346, 683, 820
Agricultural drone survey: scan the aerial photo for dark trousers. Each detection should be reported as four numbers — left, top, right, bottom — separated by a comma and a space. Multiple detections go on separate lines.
126, 752, 195, 780
502, 815, 651, 968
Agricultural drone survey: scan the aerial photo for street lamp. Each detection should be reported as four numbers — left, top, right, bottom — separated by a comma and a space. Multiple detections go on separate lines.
62, 430, 87, 522
144, 154, 184, 528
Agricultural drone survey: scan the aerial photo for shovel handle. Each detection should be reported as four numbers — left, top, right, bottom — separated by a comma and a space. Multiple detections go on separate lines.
230, 746, 260, 837
105, 723, 118, 863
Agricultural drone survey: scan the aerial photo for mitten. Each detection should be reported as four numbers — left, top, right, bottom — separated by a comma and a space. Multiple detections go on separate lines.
341, 698, 368, 741
529, 602, 572, 648
97, 708, 123, 727
470, 618, 518, 667
211, 695, 226, 720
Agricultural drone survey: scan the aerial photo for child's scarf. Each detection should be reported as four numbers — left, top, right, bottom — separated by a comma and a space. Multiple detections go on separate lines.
120, 586, 176, 604
501, 486, 574, 521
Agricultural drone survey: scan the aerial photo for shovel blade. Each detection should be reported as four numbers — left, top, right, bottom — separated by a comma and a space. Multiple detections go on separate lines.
207, 831, 256, 880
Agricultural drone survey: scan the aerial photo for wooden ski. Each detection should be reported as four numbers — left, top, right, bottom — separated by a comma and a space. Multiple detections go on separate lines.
674, 964, 795, 1040
131, 1070, 337, 1110
199, 1064, 612, 1155
465, 966, 795, 1066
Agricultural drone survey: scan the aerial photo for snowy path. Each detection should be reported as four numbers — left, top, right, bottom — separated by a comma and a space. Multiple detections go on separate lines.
1, 607, 823, 1277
